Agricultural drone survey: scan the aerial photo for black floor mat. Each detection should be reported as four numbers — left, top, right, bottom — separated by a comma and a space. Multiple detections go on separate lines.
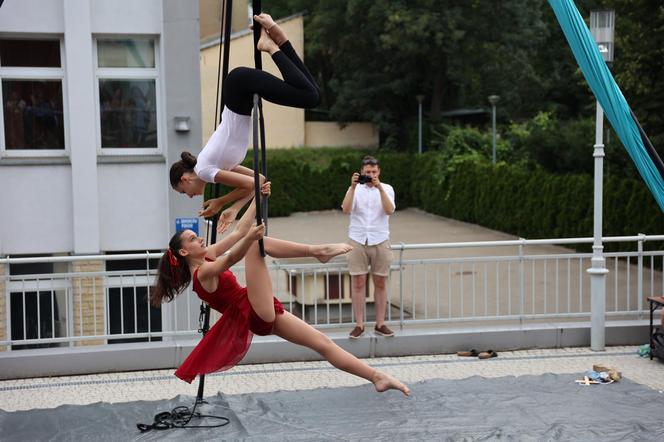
2, 373, 663, 441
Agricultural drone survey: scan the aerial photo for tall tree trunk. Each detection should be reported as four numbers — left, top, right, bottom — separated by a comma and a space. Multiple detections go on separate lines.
430, 57, 447, 121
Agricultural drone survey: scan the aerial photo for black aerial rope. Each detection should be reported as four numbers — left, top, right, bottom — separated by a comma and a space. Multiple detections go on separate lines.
252, 0, 268, 257
137, 0, 234, 432
630, 109, 664, 180
197, 0, 235, 401
194, 0, 235, 408
252, 93, 265, 254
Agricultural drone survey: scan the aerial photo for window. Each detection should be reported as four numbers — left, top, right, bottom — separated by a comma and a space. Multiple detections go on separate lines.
0, 39, 66, 155
95, 38, 160, 153
289, 272, 350, 300
105, 252, 162, 344
9, 257, 69, 350
324, 273, 345, 300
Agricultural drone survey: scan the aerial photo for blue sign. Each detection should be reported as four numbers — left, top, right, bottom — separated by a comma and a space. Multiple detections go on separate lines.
175, 217, 199, 235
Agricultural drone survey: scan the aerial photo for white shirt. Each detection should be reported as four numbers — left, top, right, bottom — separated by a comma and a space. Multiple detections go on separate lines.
195, 106, 251, 183
348, 183, 395, 245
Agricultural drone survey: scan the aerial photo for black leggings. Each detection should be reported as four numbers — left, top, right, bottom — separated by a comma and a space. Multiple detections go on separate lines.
223, 41, 320, 116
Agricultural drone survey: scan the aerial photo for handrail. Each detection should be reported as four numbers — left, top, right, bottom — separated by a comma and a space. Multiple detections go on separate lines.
2, 234, 663, 264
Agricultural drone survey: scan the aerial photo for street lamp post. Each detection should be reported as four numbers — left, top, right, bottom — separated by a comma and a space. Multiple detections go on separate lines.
588, 9, 614, 351
488, 95, 500, 164
416, 95, 425, 154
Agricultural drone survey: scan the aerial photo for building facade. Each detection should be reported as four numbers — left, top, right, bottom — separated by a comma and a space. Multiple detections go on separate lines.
0, 0, 202, 350
0, 0, 202, 257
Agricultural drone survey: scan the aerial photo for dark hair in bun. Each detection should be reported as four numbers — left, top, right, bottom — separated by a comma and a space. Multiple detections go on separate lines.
169, 151, 197, 188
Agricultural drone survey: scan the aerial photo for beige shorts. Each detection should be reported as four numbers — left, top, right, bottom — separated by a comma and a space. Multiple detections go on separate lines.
347, 239, 393, 277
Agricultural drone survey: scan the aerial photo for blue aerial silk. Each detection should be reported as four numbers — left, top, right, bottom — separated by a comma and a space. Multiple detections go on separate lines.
549, 0, 664, 211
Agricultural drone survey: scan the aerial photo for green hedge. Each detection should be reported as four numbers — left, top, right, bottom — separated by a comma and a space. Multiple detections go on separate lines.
205, 148, 664, 248
411, 153, 664, 250
205, 148, 415, 216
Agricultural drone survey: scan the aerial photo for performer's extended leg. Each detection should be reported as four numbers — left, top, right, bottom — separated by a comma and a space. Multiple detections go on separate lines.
272, 311, 410, 396
244, 237, 351, 320
254, 13, 319, 95
264, 237, 351, 263
223, 29, 319, 115
244, 240, 278, 323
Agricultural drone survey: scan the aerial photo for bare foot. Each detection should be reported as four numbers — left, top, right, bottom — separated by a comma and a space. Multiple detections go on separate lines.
254, 13, 288, 46
373, 370, 410, 396
257, 27, 278, 54
310, 243, 352, 263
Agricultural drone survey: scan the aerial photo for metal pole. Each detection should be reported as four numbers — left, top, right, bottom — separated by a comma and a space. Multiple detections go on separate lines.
398, 243, 404, 330
588, 100, 608, 351
518, 239, 525, 323
637, 233, 645, 317
491, 104, 497, 164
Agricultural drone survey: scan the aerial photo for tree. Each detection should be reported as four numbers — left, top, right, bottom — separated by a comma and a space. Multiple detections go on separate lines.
268, 1, 664, 153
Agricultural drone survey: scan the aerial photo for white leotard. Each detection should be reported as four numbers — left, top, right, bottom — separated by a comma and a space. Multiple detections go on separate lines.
194, 106, 251, 183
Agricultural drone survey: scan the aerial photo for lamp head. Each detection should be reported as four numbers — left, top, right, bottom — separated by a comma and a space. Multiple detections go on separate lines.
590, 10, 615, 63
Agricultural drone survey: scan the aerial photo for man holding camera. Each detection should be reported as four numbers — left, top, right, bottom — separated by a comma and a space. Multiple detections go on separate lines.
341, 155, 395, 338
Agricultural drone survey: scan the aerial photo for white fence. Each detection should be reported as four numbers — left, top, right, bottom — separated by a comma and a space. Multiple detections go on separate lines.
1, 234, 662, 350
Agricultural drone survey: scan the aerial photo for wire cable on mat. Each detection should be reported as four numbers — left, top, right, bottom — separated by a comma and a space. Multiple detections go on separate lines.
136, 402, 230, 432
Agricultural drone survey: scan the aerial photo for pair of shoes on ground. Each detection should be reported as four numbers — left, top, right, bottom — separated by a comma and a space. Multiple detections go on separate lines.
456, 349, 498, 359
349, 324, 395, 339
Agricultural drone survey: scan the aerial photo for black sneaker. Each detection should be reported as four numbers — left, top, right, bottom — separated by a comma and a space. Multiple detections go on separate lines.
349, 326, 365, 339
374, 325, 395, 337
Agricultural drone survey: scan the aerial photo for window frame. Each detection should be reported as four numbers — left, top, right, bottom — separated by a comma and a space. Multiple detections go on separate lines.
93, 35, 162, 156
0, 36, 69, 158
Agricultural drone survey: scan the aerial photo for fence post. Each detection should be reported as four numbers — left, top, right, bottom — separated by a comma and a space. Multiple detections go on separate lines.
399, 242, 405, 330
638, 233, 645, 318
519, 238, 525, 323
0, 260, 9, 351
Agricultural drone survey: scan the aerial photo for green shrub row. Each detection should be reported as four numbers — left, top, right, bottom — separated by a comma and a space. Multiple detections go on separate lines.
205, 148, 415, 216
205, 148, 664, 249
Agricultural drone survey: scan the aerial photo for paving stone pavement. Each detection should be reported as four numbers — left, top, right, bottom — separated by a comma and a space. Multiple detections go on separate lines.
1, 346, 663, 412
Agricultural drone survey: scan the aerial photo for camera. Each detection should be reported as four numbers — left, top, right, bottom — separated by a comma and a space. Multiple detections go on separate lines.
357, 174, 372, 184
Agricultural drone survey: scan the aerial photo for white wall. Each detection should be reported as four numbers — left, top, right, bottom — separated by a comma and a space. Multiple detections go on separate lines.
0, 0, 201, 256
305, 122, 379, 148
98, 164, 168, 251
0, 166, 73, 254
90, 0, 162, 34
0, 0, 65, 33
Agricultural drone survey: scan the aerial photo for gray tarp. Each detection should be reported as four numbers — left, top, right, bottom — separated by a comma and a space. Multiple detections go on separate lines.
2, 374, 663, 441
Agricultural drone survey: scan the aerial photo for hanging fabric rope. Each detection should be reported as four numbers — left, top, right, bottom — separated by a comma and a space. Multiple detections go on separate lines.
548, 0, 664, 211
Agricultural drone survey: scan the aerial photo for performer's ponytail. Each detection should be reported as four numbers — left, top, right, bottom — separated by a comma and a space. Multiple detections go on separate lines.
151, 231, 192, 306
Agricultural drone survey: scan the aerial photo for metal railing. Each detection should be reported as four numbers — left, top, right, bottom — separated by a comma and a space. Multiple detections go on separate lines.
1, 234, 662, 350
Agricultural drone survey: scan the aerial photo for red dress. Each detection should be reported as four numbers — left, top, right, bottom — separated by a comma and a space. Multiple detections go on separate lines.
174, 265, 285, 383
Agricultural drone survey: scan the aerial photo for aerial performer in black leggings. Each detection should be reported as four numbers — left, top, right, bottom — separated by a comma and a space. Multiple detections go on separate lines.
169, 13, 318, 232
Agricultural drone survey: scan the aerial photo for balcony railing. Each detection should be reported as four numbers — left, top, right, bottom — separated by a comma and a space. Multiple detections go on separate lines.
1, 234, 662, 350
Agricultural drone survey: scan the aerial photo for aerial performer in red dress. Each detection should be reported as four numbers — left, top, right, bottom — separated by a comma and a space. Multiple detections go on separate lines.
151, 193, 410, 396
